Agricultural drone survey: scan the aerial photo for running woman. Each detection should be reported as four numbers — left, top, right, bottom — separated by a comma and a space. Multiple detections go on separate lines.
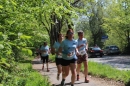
40, 42, 50, 72
51, 33, 64, 80
76, 30, 89, 83
58, 29, 79, 86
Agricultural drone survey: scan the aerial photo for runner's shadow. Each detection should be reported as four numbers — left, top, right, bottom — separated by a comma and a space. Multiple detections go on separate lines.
51, 82, 85, 86
32, 60, 42, 64
66, 82, 85, 85
75, 82, 85, 84
51, 83, 70, 86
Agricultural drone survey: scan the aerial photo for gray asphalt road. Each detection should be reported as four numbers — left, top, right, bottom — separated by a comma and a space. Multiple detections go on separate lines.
88, 55, 130, 70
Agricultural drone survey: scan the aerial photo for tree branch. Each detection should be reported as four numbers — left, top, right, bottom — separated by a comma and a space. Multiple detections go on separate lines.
71, 0, 81, 6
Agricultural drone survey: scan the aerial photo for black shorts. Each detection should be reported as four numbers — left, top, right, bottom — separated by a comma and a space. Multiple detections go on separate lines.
35, 52, 40, 56
41, 55, 49, 63
55, 58, 62, 65
61, 58, 77, 66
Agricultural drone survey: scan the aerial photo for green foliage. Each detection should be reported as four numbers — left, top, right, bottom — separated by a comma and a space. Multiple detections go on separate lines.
74, 0, 107, 47
49, 54, 55, 62
1, 60, 50, 86
22, 48, 33, 56
25, 72, 50, 86
0, 44, 4, 49
74, 0, 130, 52
102, 0, 130, 53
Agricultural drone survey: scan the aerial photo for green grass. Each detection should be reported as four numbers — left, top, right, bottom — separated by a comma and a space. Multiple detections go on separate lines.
17, 59, 50, 86
49, 54, 55, 62
2, 57, 51, 86
80, 61, 130, 85
1, 59, 50, 86
25, 71, 50, 86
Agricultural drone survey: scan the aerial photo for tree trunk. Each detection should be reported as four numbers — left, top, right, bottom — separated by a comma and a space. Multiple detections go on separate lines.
127, 30, 130, 44
49, 15, 63, 49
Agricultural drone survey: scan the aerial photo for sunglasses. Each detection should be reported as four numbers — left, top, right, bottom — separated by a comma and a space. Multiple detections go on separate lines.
68, 32, 74, 35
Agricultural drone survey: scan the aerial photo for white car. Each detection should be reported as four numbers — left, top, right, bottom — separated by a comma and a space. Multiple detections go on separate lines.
103, 45, 121, 55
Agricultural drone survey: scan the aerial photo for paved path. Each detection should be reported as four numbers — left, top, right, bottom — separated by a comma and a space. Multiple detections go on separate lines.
32, 58, 125, 86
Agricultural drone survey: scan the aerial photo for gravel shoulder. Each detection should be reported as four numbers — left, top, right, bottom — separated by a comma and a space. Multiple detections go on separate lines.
32, 58, 125, 86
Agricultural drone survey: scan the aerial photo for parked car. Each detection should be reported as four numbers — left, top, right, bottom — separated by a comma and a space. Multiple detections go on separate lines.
103, 45, 121, 55
88, 46, 103, 58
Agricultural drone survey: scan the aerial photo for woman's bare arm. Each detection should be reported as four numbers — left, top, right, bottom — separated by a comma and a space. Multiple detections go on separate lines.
51, 47, 55, 55
57, 46, 62, 55
85, 43, 88, 52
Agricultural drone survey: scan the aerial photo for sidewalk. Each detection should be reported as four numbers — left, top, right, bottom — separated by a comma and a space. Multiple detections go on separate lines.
32, 58, 124, 86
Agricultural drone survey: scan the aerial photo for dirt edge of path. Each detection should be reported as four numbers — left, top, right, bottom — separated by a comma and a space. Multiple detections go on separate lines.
88, 75, 125, 86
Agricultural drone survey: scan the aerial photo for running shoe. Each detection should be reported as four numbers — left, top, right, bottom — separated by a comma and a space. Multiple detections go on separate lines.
77, 75, 79, 81
71, 84, 74, 86
85, 78, 89, 83
47, 69, 50, 72
60, 79, 65, 86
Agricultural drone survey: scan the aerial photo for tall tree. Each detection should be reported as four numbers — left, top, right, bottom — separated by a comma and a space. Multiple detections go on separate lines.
75, 0, 106, 46
32, 0, 87, 48
103, 0, 130, 53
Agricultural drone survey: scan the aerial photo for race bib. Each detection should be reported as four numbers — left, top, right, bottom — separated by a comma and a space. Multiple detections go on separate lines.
67, 52, 74, 58
42, 51, 47, 55
79, 50, 86, 55
58, 53, 62, 58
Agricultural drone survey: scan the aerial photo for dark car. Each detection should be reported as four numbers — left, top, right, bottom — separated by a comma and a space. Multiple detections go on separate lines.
88, 46, 103, 58
103, 45, 121, 55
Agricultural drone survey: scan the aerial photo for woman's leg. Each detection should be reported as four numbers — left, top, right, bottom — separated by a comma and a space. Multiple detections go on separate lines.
83, 61, 88, 77
83, 54, 89, 82
76, 55, 82, 81
46, 55, 49, 72
60, 59, 70, 86
46, 63, 49, 71
83, 60, 89, 82
42, 56, 45, 70
62, 66, 65, 79
62, 66, 69, 79
56, 58, 62, 80
76, 63, 81, 80
57, 64, 62, 80
56, 58, 62, 74
70, 62, 77, 85
60, 65, 69, 86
